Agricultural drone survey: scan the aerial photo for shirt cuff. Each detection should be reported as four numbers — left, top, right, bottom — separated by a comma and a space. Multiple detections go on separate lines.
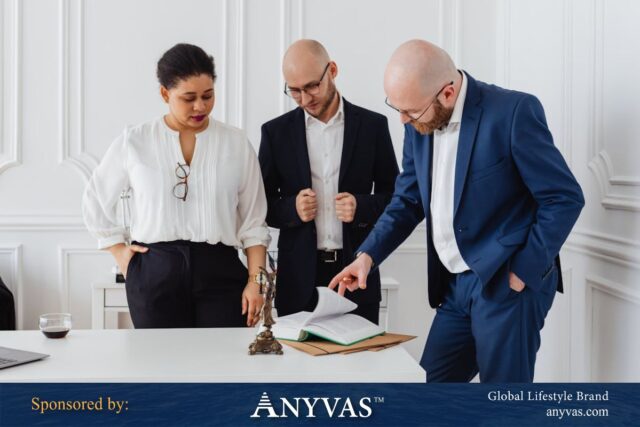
242, 238, 269, 249
356, 251, 375, 268
240, 226, 272, 249
97, 235, 127, 250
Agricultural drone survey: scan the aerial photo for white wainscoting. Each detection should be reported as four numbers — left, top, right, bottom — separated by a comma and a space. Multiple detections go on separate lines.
585, 276, 640, 381
0, 0, 22, 175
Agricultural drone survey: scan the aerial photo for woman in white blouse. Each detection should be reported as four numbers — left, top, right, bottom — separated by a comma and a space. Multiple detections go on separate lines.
83, 43, 270, 328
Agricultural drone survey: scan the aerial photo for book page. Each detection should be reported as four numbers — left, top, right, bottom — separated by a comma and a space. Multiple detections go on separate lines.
305, 313, 384, 346
271, 311, 312, 340
304, 287, 357, 326
272, 288, 359, 341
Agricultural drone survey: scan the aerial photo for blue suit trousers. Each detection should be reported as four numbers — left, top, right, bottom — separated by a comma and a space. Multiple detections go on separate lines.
420, 269, 557, 382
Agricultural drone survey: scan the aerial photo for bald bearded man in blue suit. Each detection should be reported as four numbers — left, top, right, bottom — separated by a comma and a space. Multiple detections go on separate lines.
329, 40, 584, 383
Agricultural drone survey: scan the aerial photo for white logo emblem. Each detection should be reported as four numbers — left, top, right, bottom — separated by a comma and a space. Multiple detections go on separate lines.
250, 392, 279, 418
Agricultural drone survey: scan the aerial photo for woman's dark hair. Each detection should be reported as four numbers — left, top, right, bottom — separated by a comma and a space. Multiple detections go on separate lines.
156, 43, 216, 89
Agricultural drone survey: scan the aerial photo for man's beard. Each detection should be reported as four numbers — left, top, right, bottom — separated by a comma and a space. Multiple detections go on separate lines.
411, 99, 454, 135
306, 82, 337, 119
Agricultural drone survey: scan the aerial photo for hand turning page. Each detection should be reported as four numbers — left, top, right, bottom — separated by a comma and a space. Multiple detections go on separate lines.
271, 287, 384, 345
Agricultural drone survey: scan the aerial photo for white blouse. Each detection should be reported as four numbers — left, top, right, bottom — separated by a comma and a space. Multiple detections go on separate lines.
82, 116, 271, 250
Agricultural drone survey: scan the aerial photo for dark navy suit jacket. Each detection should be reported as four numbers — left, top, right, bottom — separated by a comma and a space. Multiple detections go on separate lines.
259, 99, 399, 315
359, 73, 585, 308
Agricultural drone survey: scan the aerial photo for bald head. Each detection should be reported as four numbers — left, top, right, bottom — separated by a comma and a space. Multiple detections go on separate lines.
384, 39, 458, 104
282, 39, 339, 122
283, 39, 330, 76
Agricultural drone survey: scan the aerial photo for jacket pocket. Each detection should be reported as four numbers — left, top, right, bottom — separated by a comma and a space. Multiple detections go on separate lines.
468, 157, 508, 182
498, 224, 531, 246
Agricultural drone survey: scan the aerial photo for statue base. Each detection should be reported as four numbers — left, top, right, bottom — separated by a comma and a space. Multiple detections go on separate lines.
248, 328, 283, 355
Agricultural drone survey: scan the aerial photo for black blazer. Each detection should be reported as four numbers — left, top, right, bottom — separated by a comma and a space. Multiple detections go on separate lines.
258, 98, 399, 315
0, 276, 16, 330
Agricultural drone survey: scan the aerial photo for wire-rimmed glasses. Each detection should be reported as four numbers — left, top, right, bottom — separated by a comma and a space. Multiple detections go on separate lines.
173, 162, 190, 201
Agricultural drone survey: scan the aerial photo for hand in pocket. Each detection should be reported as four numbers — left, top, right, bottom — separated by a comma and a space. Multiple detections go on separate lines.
111, 244, 149, 279
509, 271, 526, 293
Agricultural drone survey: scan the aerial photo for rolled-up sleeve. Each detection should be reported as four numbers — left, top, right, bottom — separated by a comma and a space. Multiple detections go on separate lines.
82, 129, 130, 249
236, 138, 271, 249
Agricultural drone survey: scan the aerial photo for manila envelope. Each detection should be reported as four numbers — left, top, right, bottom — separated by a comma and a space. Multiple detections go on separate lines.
279, 333, 416, 356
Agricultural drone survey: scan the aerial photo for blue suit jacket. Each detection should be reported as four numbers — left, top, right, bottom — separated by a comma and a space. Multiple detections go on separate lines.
359, 73, 585, 307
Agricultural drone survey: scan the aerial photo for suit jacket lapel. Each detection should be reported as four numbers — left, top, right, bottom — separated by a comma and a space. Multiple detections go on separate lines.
339, 98, 359, 188
426, 133, 434, 212
453, 73, 483, 217
413, 130, 433, 215
292, 108, 312, 188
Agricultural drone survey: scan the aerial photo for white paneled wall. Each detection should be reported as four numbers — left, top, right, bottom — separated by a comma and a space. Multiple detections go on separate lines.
0, 0, 21, 174
0, 0, 638, 382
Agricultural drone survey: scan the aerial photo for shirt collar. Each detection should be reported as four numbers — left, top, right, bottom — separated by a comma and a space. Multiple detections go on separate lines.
304, 94, 344, 127
448, 71, 468, 125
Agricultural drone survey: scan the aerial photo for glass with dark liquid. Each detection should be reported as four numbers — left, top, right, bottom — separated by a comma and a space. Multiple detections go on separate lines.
39, 313, 72, 339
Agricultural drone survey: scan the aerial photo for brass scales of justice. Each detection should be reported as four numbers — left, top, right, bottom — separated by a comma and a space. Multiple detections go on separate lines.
249, 253, 283, 355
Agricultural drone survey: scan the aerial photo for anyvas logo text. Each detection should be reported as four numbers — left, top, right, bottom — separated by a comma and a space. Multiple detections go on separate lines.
250, 392, 375, 418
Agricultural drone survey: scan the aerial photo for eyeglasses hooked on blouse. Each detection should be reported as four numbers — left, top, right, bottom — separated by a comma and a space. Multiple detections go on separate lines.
173, 162, 190, 201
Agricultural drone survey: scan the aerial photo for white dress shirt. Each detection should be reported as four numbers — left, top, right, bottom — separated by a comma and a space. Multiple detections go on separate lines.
430, 71, 470, 273
304, 96, 344, 250
82, 116, 271, 250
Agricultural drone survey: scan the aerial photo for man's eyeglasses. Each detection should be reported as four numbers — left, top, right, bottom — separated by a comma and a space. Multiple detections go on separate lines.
385, 80, 454, 122
284, 63, 331, 100
173, 162, 190, 201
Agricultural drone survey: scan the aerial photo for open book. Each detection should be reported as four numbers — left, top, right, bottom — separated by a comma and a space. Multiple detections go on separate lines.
272, 287, 385, 346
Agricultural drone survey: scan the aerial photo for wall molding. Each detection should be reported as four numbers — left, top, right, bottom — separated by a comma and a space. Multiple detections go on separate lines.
0, 0, 22, 175
219, 0, 229, 123
278, 0, 290, 116
235, 0, 246, 130
495, 0, 511, 88
222, 0, 246, 129
58, 0, 98, 182
437, 0, 460, 65
586, 275, 640, 309
587, 0, 640, 212
0, 214, 86, 232
561, 268, 574, 381
562, 0, 574, 166
0, 244, 23, 329
58, 246, 104, 313
585, 275, 640, 381
589, 151, 640, 211
564, 228, 640, 270
497, 1, 573, 161
278, 0, 305, 116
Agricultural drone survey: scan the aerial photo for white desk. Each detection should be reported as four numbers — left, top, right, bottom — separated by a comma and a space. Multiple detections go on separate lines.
92, 277, 400, 330
0, 328, 425, 383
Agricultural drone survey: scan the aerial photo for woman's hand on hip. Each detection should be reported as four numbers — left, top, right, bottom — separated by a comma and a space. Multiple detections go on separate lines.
108, 243, 148, 279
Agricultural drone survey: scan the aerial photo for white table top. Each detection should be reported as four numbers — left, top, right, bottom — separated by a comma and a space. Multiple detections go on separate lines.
0, 328, 425, 383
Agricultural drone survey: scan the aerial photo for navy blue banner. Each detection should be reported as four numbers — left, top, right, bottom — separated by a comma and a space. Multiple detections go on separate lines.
0, 383, 637, 426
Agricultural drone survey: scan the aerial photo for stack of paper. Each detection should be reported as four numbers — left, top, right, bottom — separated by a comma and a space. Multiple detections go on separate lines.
280, 333, 416, 356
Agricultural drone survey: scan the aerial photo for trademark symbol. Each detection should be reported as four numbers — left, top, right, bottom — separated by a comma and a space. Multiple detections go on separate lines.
374, 397, 385, 403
